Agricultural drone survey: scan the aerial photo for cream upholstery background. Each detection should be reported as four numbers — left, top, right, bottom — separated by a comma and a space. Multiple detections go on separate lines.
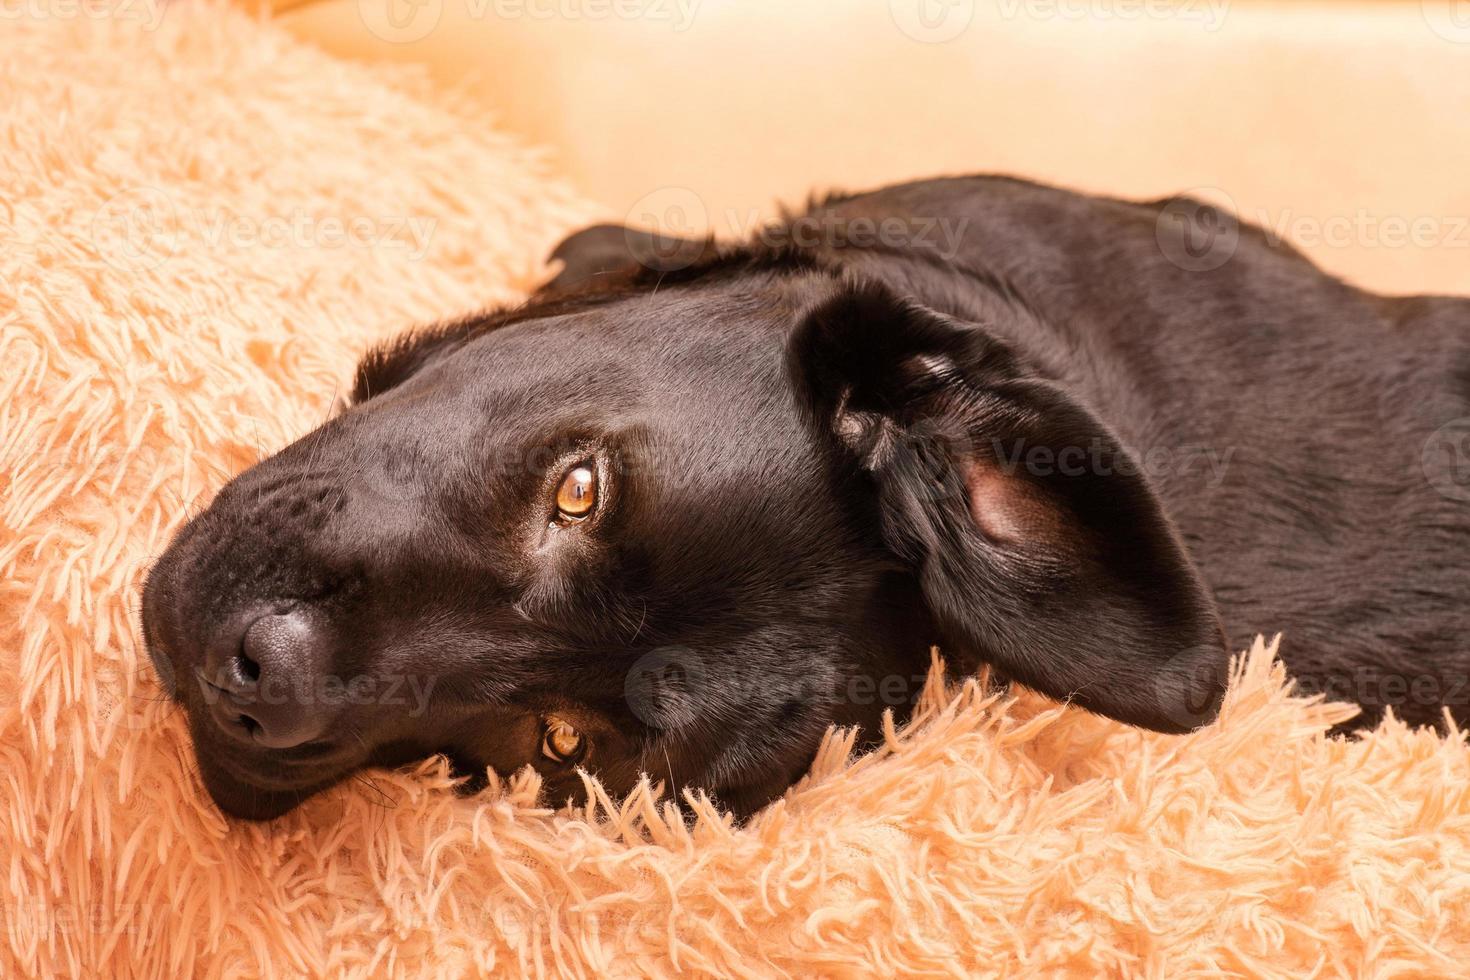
284, 0, 1470, 295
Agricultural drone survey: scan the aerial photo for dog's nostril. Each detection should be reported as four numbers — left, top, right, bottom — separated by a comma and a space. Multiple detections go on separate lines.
235, 652, 261, 684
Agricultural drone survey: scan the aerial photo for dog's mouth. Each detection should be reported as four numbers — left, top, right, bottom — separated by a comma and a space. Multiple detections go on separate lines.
195, 753, 345, 821
184, 711, 384, 820
188, 717, 465, 820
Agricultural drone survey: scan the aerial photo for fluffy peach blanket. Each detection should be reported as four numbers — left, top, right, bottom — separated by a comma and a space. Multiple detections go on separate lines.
3, 6, 1468, 977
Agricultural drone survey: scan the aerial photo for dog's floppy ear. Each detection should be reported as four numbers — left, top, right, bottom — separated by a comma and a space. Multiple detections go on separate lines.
543, 223, 712, 292
788, 280, 1228, 733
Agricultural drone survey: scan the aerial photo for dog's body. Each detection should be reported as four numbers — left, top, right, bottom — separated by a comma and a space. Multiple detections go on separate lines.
142, 176, 1470, 821
781, 178, 1470, 724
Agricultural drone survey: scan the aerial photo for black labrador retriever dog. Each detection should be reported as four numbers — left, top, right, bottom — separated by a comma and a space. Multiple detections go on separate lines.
141, 176, 1470, 821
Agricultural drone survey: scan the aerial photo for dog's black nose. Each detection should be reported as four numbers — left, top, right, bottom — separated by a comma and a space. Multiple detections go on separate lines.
202, 607, 334, 749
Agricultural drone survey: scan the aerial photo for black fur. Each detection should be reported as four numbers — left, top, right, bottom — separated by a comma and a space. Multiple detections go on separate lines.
142, 176, 1470, 821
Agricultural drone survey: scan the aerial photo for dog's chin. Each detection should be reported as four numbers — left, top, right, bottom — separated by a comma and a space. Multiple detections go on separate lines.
196, 757, 341, 821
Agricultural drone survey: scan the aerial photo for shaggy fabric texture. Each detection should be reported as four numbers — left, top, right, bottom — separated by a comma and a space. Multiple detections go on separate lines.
4, 6, 1470, 977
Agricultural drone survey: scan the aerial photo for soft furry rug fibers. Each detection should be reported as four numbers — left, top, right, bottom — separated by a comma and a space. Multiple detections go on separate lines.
3, 5, 1470, 977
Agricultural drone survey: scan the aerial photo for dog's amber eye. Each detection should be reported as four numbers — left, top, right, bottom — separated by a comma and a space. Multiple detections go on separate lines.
554, 464, 597, 521
542, 718, 584, 763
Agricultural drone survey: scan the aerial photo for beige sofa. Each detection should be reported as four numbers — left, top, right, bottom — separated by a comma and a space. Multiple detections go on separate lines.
279, 0, 1469, 295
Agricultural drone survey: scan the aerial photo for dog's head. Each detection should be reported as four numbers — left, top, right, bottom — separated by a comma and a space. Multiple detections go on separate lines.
142, 229, 1227, 821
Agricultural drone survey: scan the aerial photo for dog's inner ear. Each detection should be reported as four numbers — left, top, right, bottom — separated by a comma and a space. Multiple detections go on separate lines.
964, 459, 1072, 548
789, 280, 1229, 734
543, 223, 712, 293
